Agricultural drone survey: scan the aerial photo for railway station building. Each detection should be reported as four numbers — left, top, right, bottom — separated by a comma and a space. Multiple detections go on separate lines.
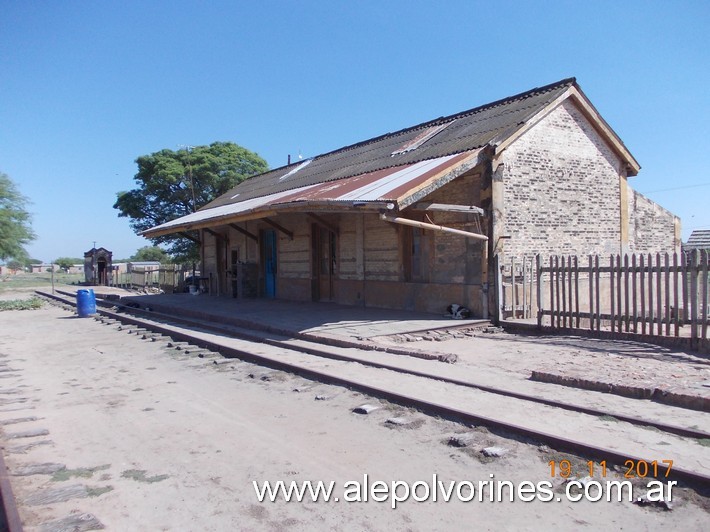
143, 78, 680, 318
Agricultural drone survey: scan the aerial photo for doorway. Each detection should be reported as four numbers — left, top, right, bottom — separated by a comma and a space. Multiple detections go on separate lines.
97, 258, 107, 285
312, 224, 336, 301
261, 230, 277, 298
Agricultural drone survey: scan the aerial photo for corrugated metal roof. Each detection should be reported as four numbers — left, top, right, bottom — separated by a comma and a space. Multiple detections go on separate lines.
203, 78, 577, 210
145, 152, 480, 235
148, 77, 645, 237
686, 230, 710, 249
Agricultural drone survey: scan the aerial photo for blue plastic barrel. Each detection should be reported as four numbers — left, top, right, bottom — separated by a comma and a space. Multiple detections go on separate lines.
76, 289, 96, 317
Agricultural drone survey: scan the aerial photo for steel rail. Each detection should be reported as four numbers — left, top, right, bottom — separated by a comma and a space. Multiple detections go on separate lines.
37, 290, 710, 488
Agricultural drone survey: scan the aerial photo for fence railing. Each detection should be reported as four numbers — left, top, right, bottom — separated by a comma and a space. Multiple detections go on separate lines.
499, 250, 709, 349
112, 264, 193, 293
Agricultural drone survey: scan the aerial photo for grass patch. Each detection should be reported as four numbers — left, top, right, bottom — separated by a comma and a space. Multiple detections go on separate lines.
121, 469, 169, 483
0, 272, 83, 292
87, 485, 114, 497
698, 438, 710, 447
51, 464, 111, 482
0, 297, 44, 311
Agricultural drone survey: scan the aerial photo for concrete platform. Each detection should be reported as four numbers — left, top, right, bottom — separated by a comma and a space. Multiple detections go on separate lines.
115, 292, 489, 344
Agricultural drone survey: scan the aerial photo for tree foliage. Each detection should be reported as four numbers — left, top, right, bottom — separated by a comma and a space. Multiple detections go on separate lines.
55, 257, 81, 272
0, 172, 35, 262
131, 245, 169, 263
114, 142, 268, 261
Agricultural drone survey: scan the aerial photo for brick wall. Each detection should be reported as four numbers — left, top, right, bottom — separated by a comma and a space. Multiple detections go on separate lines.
499, 99, 624, 260
418, 171, 484, 284
627, 188, 680, 254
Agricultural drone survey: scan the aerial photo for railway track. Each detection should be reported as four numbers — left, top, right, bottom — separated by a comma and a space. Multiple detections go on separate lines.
36, 290, 710, 488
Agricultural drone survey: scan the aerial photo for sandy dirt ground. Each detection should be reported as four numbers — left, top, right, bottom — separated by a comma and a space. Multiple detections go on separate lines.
0, 291, 709, 531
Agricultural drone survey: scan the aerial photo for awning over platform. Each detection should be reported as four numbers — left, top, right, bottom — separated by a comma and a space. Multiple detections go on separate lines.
143, 149, 484, 238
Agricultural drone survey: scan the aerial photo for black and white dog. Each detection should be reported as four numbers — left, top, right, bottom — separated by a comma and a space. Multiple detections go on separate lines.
446, 304, 471, 320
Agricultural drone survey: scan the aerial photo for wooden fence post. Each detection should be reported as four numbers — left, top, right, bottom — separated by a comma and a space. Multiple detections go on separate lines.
588, 255, 594, 330
690, 249, 699, 347
647, 253, 654, 335
702, 250, 709, 342
536, 255, 543, 328
664, 252, 671, 336
656, 253, 663, 336
673, 252, 680, 336
574, 256, 580, 328
610, 255, 615, 332
632, 254, 638, 334
624, 254, 630, 332
639, 255, 646, 334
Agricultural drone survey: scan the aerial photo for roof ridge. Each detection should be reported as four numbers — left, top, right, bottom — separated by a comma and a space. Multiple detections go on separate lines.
308, 77, 576, 160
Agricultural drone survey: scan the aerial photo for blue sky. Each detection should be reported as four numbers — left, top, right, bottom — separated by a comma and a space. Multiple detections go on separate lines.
1, 0, 708, 262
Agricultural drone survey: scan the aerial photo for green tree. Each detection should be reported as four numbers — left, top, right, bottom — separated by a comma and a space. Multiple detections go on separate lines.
131, 245, 169, 262
0, 172, 35, 262
6, 259, 24, 272
114, 141, 268, 261
55, 257, 81, 272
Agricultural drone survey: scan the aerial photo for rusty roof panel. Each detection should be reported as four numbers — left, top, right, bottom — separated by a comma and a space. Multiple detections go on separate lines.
203, 78, 576, 210
144, 152, 480, 236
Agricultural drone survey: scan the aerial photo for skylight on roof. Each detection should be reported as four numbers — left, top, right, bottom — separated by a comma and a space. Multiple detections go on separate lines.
391, 121, 454, 156
279, 158, 312, 181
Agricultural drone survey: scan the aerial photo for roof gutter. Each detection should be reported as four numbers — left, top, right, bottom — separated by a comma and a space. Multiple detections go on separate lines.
380, 213, 488, 241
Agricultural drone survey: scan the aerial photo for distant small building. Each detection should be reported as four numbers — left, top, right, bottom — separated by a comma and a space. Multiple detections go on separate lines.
684, 230, 710, 253
84, 247, 113, 285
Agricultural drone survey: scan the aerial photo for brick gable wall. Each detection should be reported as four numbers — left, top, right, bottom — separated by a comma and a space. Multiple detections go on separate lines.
498, 99, 625, 260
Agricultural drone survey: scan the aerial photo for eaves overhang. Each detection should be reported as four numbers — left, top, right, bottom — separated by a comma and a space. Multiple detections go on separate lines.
142, 149, 486, 239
